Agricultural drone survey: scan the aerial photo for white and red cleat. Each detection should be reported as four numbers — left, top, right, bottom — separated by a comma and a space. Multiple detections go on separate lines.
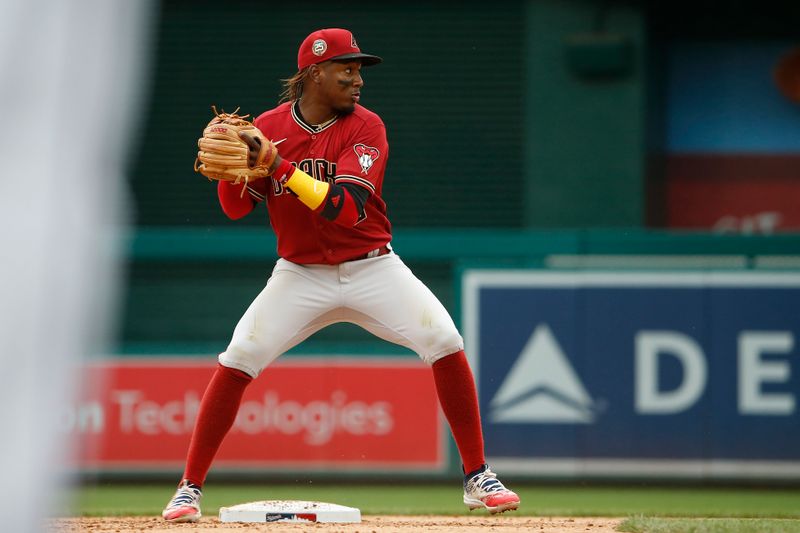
162, 479, 202, 522
463, 464, 520, 514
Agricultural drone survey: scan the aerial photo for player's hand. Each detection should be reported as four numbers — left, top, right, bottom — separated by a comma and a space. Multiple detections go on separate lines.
194, 108, 278, 184
239, 131, 278, 172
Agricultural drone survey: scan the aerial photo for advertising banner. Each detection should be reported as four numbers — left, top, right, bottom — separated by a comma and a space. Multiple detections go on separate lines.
68, 358, 444, 472
462, 271, 800, 480
665, 155, 800, 232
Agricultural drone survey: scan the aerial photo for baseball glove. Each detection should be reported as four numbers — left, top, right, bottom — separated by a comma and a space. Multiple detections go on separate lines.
194, 106, 278, 184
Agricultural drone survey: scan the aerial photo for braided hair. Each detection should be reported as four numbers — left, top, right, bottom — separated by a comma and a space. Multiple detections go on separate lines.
279, 68, 310, 103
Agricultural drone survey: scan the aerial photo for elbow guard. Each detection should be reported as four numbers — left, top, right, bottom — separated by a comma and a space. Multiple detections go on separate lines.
319, 182, 368, 226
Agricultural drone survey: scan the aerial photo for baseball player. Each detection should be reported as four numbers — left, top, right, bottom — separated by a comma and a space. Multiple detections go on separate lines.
163, 28, 520, 522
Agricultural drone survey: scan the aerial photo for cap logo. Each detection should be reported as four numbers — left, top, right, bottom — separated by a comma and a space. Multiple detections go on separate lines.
312, 39, 327, 56
351, 34, 358, 49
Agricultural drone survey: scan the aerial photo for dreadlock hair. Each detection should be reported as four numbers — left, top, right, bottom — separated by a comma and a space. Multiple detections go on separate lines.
279, 67, 310, 103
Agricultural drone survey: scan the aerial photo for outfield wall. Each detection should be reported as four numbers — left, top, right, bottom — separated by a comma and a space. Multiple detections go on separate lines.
76, 229, 800, 482
119, 228, 800, 355
58, 0, 798, 483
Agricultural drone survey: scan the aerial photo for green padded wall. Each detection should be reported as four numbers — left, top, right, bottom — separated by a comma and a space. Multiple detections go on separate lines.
120, 0, 653, 351
130, 1, 525, 228
523, 0, 646, 227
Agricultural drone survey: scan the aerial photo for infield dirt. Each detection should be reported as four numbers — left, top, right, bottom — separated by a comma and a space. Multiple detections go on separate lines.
52, 515, 621, 532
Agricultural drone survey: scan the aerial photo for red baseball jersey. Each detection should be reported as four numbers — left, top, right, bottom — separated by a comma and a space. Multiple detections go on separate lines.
242, 101, 392, 264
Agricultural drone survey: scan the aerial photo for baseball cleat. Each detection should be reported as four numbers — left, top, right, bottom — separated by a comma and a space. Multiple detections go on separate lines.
162, 479, 202, 522
463, 464, 520, 514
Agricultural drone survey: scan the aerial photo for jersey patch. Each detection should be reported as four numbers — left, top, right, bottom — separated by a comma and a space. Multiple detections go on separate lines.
354, 143, 380, 174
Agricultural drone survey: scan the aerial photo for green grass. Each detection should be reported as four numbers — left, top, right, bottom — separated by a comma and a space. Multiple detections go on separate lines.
619, 516, 800, 533
71, 483, 800, 519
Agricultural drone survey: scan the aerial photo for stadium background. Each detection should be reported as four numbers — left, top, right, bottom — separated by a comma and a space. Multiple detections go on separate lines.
79, 0, 800, 485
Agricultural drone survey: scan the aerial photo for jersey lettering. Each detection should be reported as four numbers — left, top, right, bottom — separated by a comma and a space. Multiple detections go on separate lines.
252, 102, 392, 264
313, 159, 336, 183
295, 158, 336, 182
274, 159, 336, 195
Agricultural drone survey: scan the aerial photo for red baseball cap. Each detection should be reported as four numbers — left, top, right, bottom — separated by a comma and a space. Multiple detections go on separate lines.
297, 28, 382, 70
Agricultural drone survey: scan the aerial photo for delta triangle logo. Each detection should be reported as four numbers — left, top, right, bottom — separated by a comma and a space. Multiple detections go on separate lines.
489, 324, 596, 424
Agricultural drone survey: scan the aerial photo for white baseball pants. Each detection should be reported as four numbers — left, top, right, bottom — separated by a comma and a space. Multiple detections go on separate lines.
219, 252, 464, 377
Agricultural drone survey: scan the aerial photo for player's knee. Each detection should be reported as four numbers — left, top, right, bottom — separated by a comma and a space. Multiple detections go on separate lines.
218, 340, 273, 378
418, 329, 464, 366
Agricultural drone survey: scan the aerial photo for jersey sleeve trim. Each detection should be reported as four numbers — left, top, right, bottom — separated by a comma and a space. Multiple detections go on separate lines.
334, 174, 376, 194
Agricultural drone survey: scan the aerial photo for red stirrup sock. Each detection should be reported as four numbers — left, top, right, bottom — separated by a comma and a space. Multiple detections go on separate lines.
182, 363, 253, 486
431, 350, 486, 474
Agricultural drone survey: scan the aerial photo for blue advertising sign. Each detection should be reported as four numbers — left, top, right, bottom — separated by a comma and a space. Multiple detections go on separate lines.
462, 271, 800, 480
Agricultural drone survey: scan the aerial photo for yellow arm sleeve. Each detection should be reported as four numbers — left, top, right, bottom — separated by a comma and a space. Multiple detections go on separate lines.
283, 167, 330, 210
